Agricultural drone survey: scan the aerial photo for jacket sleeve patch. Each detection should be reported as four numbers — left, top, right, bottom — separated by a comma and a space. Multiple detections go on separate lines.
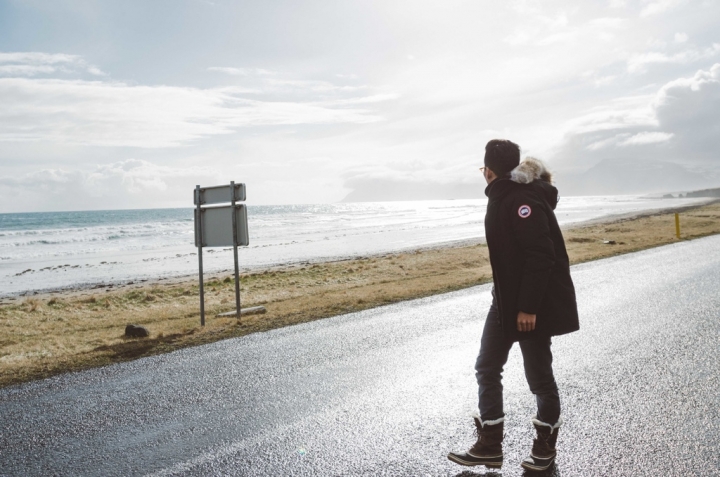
518, 204, 532, 218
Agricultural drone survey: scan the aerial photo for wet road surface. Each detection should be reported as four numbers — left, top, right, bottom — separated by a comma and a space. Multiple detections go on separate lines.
1, 235, 719, 476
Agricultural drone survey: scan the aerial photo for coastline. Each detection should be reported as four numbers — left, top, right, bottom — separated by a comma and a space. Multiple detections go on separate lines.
1, 200, 719, 387
0, 236, 485, 304
1, 196, 711, 300
2, 197, 712, 303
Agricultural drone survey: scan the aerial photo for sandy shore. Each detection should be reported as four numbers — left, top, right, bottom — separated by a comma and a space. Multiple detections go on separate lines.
1, 201, 719, 387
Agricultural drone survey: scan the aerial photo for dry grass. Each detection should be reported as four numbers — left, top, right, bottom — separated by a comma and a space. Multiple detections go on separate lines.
1, 201, 718, 387
562, 201, 720, 260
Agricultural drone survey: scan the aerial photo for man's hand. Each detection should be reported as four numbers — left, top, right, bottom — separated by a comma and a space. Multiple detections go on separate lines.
517, 311, 536, 332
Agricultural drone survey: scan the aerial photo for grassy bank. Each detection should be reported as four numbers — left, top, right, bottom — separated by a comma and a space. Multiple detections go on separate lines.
1, 202, 719, 387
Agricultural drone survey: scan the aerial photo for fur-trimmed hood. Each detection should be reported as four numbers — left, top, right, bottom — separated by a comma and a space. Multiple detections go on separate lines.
510, 157, 553, 184
485, 156, 558, 210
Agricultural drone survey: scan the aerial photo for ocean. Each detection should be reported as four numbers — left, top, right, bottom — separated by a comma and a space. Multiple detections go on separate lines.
0, 196, 707, 297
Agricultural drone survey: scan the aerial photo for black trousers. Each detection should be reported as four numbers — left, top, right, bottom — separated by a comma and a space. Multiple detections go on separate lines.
474, 297, 561, 424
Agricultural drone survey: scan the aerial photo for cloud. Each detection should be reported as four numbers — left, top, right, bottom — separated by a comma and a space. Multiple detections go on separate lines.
652, 62, 720, 159
265, 78, 367, 93
207, 66, 275, 76
0, 51, 104, 77
552, 61, 720, 195
584, 131, 675, 150
0, 65, 56, 75
617, 131, 674, 145
503, 12, 574, 46
562, 95, 658, 136
552, 63, 720, 171
0, 159, 223, 210
593, 75, 618, 87
0, 168, 80, 188
587, 131, 674, 151
340, 149, 487, 202
0, 52, 394, 148
503, 9, 626, 47
340, 162, 486, 202
328, 94, 399, 105
627, 44, 720, 73
640, 0, 687, 17
88, 159, 212, 194
0, 52, 81, 65
1, 159, 217, 190
674, 32, 689, 43
0, 77, 388, 148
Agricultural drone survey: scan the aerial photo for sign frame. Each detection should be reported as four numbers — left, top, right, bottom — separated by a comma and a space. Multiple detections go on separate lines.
194, 183, 246, 206
194, 205, 249, 247
194, 181, 248, 326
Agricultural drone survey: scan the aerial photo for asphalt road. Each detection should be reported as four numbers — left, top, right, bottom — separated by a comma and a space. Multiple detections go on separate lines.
2, 235, 719, 477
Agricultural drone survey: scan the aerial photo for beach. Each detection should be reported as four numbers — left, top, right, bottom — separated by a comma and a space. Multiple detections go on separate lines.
1, 200, 719, 387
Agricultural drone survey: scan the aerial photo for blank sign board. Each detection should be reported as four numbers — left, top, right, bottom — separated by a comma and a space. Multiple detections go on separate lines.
195, 205, 249, 247
194, 183, 246, 206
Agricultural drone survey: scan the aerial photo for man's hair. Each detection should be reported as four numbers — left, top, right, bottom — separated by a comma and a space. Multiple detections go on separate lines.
484, 139, 521, 178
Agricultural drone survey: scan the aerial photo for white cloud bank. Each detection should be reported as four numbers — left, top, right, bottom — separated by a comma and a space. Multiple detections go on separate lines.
640, 0, 687, 17
0, 159, 222, 211
0, 51, 104, 76
0, 78, 388, 148
557, 63, 720, 160
0, 53, 394, 148
208, 66, 275, 76
551, 63, 720, 194
627, 43, 720, 73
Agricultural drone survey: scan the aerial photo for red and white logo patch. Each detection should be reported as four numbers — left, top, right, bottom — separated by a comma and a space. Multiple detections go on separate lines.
518, 205, 532, 218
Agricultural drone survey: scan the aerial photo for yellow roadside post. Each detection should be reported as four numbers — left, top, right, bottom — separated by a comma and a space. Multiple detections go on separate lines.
675, 213, 681, 239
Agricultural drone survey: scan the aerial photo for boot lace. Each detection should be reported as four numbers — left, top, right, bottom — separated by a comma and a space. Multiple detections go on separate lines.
473, 423, 494, 443
532, 433, 552, 454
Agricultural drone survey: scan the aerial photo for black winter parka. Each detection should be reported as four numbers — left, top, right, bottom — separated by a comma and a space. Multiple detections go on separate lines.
484, 172, 579, 342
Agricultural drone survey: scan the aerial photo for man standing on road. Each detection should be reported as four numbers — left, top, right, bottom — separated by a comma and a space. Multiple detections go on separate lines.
448, 139, 579, 472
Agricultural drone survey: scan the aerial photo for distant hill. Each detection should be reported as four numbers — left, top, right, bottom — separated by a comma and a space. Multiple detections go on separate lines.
664, 187, 720, 198
340, 159, 719, 202
554, 158, 719, 196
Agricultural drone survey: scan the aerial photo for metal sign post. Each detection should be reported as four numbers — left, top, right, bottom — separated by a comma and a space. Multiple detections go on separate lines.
230, 181, 241, 320
195, 185, 206, 327
194, 182, 249, 326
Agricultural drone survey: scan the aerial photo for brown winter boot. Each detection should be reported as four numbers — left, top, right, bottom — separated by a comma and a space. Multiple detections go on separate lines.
521, 416, 563, 472
448, 415, 504, 468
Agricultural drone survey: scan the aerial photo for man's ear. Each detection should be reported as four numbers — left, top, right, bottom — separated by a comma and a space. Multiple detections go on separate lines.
486, 168, 497, 182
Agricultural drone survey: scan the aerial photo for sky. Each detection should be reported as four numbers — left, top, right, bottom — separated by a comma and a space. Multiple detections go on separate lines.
0, 0, 719, 212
